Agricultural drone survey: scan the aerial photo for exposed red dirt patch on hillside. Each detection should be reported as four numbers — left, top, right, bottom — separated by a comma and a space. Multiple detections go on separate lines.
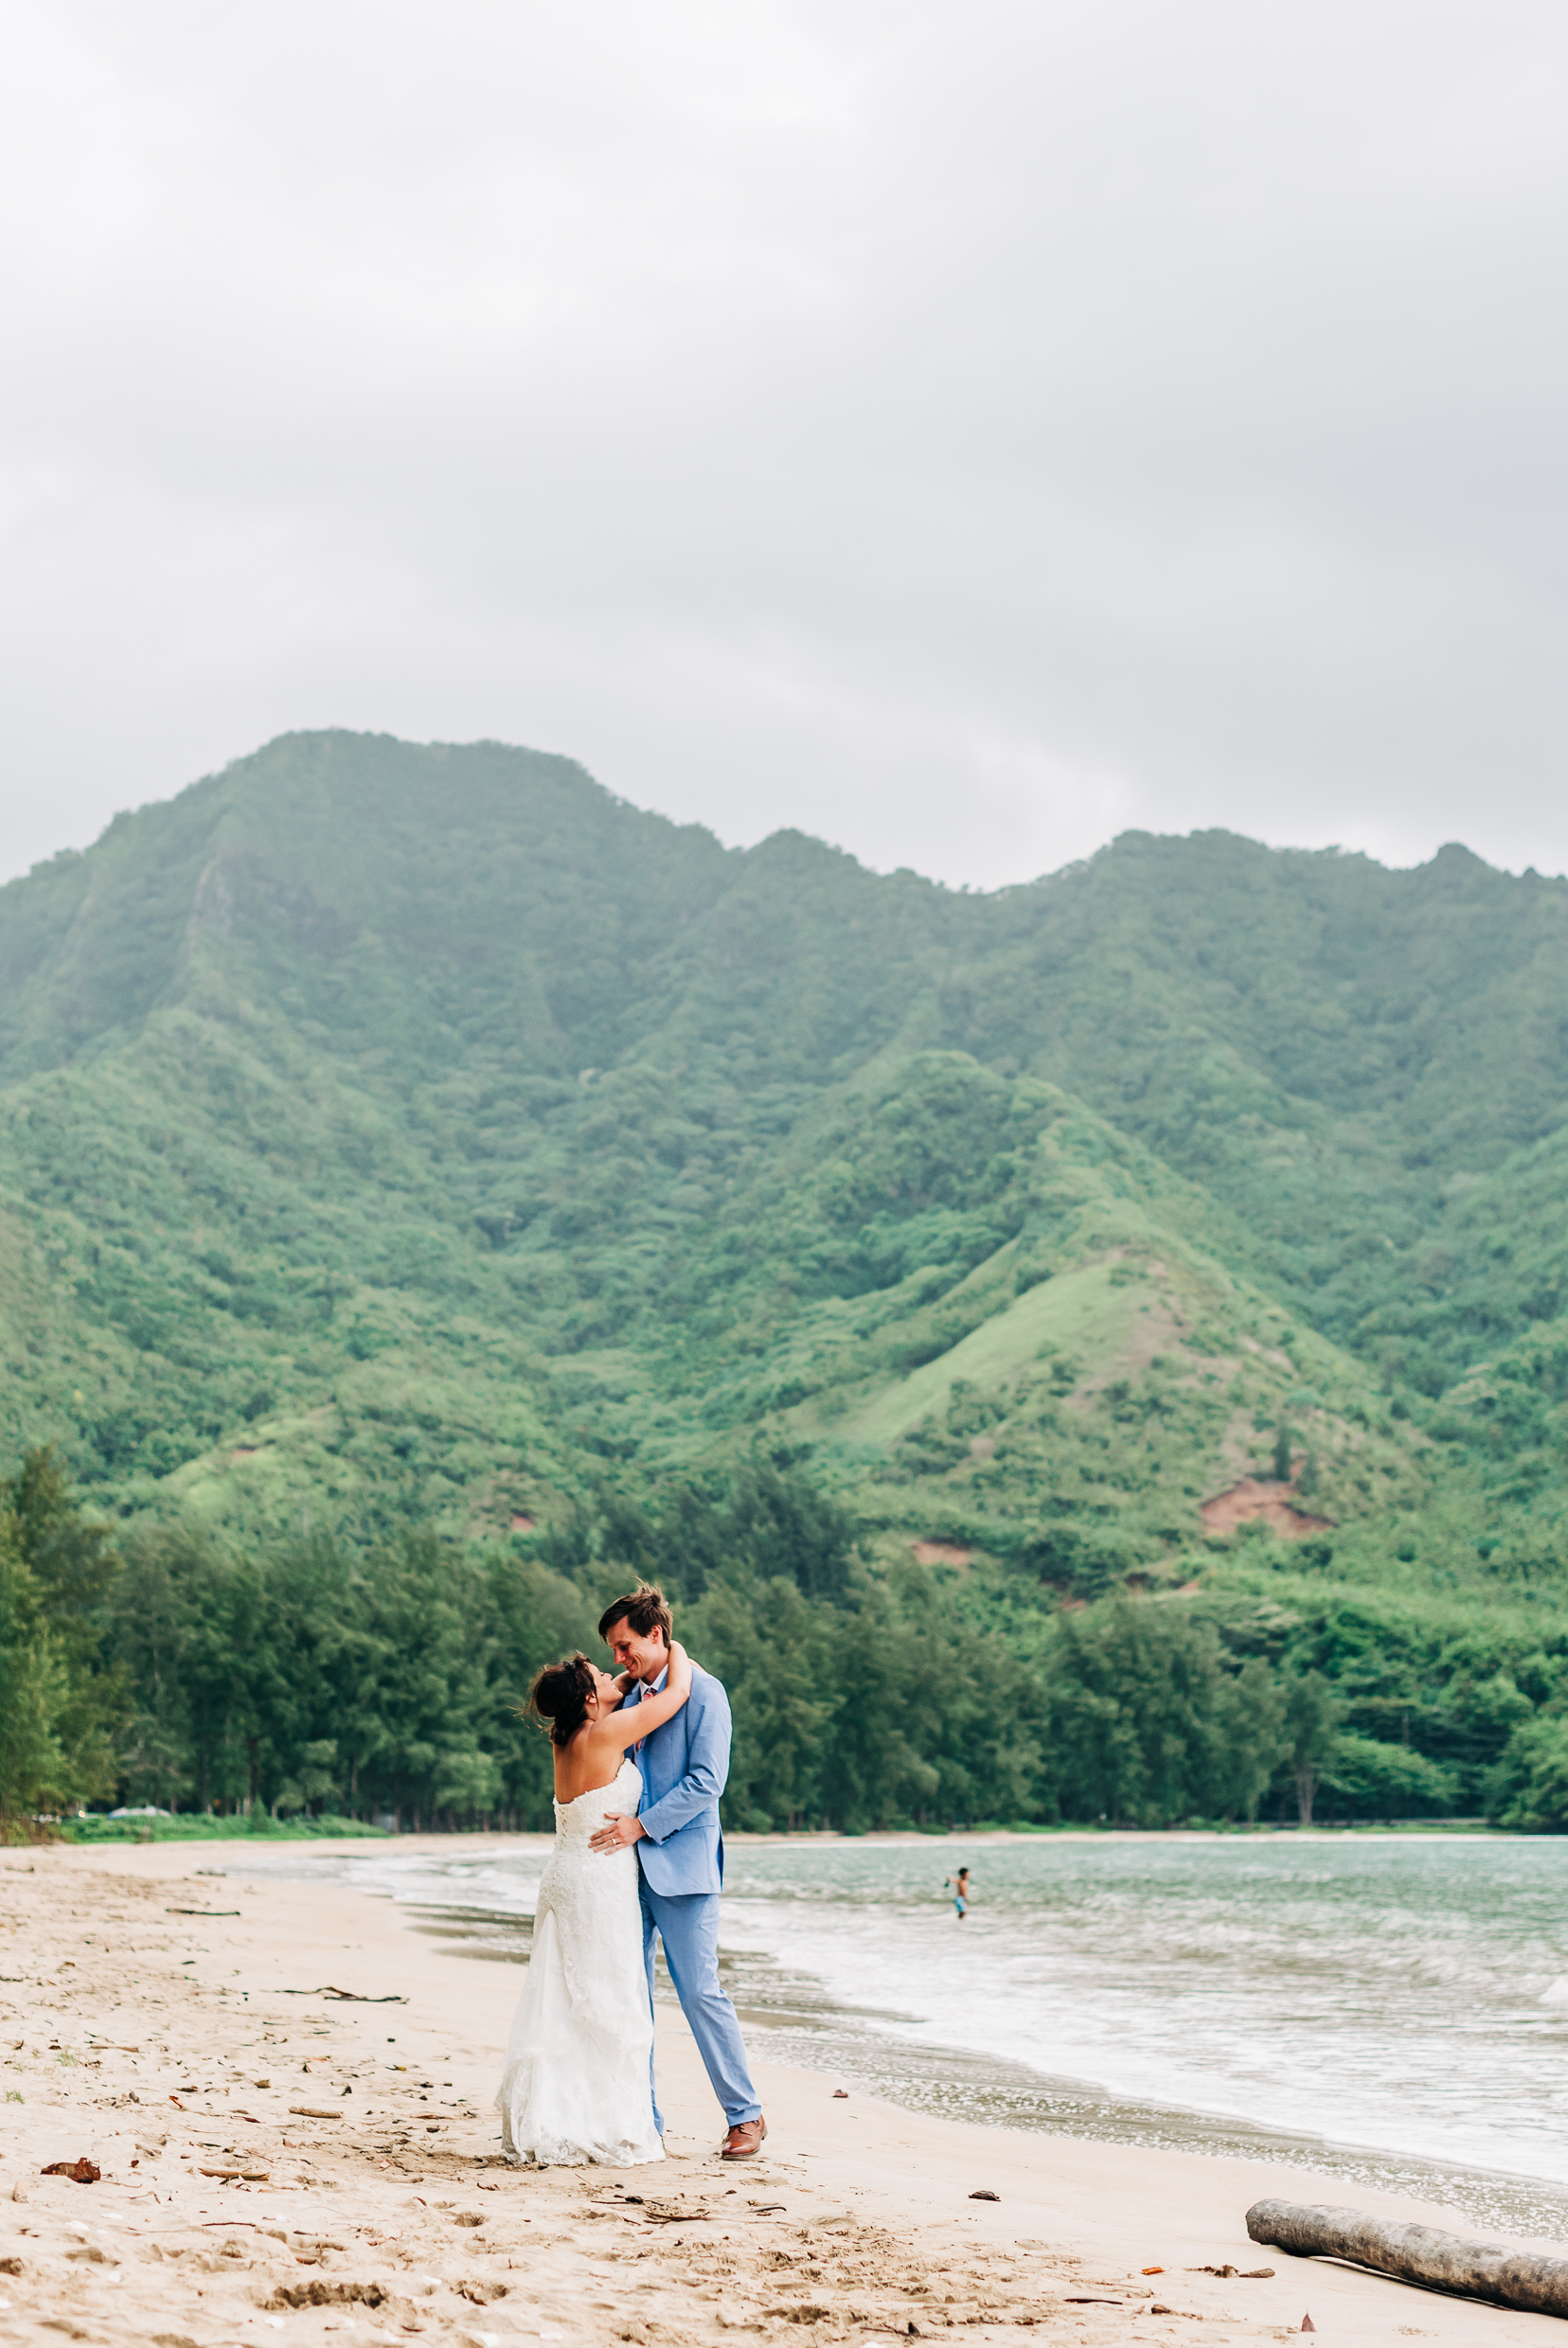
912, 1540, 973, 1566
1200, 1478, 1333, 1538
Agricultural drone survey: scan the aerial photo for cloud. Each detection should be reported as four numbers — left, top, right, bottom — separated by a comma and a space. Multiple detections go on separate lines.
2, 0, 1566, 885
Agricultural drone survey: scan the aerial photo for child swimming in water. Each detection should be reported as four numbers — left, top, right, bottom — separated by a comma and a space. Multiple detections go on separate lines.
944, 1866, 971, 1919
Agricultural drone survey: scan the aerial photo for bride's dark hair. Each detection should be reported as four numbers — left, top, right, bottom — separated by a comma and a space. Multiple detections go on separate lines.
530, 1652, 597, 1748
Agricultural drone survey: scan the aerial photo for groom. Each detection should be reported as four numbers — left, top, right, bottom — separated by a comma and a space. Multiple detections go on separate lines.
588, 1584, 767, 2160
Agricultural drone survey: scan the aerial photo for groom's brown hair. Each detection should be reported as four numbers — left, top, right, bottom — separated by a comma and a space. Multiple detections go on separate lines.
597, 1583, 671, 1645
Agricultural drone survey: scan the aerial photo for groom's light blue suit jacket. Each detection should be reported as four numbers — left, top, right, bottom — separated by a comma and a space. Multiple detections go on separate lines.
630, 1663, 730, 1897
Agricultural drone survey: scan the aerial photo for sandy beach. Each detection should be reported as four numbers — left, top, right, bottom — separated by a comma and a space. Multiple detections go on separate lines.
0, 1838, 1559, 2348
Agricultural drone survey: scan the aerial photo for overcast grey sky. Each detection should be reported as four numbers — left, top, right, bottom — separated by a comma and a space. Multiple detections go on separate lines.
2, 2, 1566, 889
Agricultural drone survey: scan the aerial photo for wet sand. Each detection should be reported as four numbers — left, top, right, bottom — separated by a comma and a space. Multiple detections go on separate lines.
0, 1836, 1559, 2346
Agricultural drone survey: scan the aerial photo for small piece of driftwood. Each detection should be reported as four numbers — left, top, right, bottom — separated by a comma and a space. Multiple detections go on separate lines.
1246, 2197, 1568, 2318
278, 1984, 407, 2002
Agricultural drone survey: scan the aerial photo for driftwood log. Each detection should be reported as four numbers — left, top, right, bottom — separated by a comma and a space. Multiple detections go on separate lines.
1246, 2197, 1568, 2319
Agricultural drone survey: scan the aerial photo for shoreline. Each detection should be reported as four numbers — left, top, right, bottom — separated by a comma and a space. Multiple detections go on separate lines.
60, 1820, 1508, 1848
124, 1827, 1568, 2235
0, 1839, 1561, 2347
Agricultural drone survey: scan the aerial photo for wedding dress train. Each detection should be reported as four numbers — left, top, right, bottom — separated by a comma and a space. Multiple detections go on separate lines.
495, 1754, 663, 2167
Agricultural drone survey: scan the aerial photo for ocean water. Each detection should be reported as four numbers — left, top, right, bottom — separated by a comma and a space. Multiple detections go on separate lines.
221, 1830, 1568, 2238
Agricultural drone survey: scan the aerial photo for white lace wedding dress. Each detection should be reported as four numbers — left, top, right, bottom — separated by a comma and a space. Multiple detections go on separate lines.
494, 1755, 663, 2167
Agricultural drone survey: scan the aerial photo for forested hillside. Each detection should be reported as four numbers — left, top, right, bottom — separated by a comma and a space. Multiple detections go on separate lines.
6, 730, 1568, 1834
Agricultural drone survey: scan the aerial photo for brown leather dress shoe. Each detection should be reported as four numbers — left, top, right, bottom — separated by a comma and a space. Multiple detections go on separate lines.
719, 2116, 767, 2159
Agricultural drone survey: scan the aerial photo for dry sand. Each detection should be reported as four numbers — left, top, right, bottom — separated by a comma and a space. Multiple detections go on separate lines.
0, 1837, 1559, 2347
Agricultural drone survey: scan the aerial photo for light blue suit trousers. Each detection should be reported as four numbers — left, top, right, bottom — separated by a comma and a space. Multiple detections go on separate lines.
632, 1664, 761, 2131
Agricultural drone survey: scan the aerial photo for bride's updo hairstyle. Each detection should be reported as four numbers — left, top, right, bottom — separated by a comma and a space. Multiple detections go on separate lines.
529, 1651, 597, 1747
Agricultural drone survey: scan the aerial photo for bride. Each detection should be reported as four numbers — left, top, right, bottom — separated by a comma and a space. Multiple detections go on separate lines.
495, 1638, 693, 2166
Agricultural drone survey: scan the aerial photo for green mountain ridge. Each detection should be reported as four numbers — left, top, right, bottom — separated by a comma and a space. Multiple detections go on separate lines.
8, 728, 1568, 1831
0, 735, 1426, 1553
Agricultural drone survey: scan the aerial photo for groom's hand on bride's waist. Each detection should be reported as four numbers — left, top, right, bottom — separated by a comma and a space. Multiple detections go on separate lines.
590, 1813, 648, 1854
